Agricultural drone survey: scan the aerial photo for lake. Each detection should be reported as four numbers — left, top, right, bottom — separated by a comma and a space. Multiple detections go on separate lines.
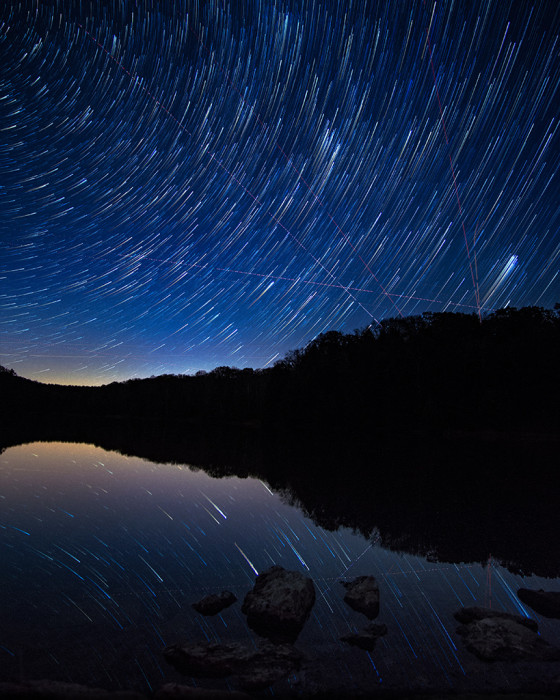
1, 440, 559, 696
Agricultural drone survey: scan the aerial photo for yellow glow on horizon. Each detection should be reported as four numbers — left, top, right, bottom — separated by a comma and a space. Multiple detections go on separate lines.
1, 441, 264, 498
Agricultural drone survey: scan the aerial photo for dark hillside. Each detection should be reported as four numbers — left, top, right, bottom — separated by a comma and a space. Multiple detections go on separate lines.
2, 305, 559, 435
266, 305, 560, 433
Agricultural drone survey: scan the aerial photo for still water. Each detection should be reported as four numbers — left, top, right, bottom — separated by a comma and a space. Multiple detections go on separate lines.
1, 441, 559, 695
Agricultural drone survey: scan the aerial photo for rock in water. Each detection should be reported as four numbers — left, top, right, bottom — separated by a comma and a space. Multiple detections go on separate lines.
236, 643, 303, 691
454, 606, 560, 662
165, 642, 246, 678
341, 575, 380, 619
241, 565, 316, 643
192, 590, 237, 616
454, 606, 538, 631
163, 640, 303, 690
340, 622, 388, 651
517, 588, 560, 619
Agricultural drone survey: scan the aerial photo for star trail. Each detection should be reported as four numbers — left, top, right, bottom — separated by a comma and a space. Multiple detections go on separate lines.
2, 0, 560, 383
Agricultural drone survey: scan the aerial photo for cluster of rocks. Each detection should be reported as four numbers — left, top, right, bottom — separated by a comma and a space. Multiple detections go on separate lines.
164, 566, 389, 690
169, 568, 560, 691
3, 570, 559, 698
164, 565, 315, 690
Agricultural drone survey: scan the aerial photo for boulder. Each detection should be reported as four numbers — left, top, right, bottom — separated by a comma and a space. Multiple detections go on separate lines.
454, 606, 538, 631
192, 591, 237, 616
454, 606, 560, 662
163, 640, 302, 690
341, 575, 380, 620
236, 643, 303, 690
164, 642, 252, 678
340, 622, 388, 651
241, 565, 315, 643
517, 588, 560, 619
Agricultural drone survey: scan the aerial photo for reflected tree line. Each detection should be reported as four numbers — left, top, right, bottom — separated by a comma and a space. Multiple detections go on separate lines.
1, 306, 559, 576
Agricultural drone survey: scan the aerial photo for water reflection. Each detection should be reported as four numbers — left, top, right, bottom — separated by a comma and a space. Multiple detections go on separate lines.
3, 417, 559, 578
1, 441, 559, 695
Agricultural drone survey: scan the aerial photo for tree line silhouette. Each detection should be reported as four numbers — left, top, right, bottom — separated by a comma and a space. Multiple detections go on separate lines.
2, 305, 559, 434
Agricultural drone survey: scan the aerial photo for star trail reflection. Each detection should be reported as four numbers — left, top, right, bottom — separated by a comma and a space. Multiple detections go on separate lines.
1, 441, 559, 695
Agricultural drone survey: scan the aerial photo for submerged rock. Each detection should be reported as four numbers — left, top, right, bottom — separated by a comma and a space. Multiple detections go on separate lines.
454, 605, 538, 631
340, 622, 388, 651
341, 575, 380, 620
454, 606, 560, 662
163, 640, 303, 690
241, 565, 315, 643
164, 642, 252, 678
517, 588, 560, 619
192, 591, 237, 616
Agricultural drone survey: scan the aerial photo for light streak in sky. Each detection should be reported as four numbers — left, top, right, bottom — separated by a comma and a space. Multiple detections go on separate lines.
2, 1, 559, 383
482, 254, 518, 306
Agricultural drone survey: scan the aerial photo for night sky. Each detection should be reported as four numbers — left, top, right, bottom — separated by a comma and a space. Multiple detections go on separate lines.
2, 1, 560, 385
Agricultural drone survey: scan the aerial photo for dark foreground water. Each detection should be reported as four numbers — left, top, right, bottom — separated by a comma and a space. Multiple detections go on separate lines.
1, 441, 559, 696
